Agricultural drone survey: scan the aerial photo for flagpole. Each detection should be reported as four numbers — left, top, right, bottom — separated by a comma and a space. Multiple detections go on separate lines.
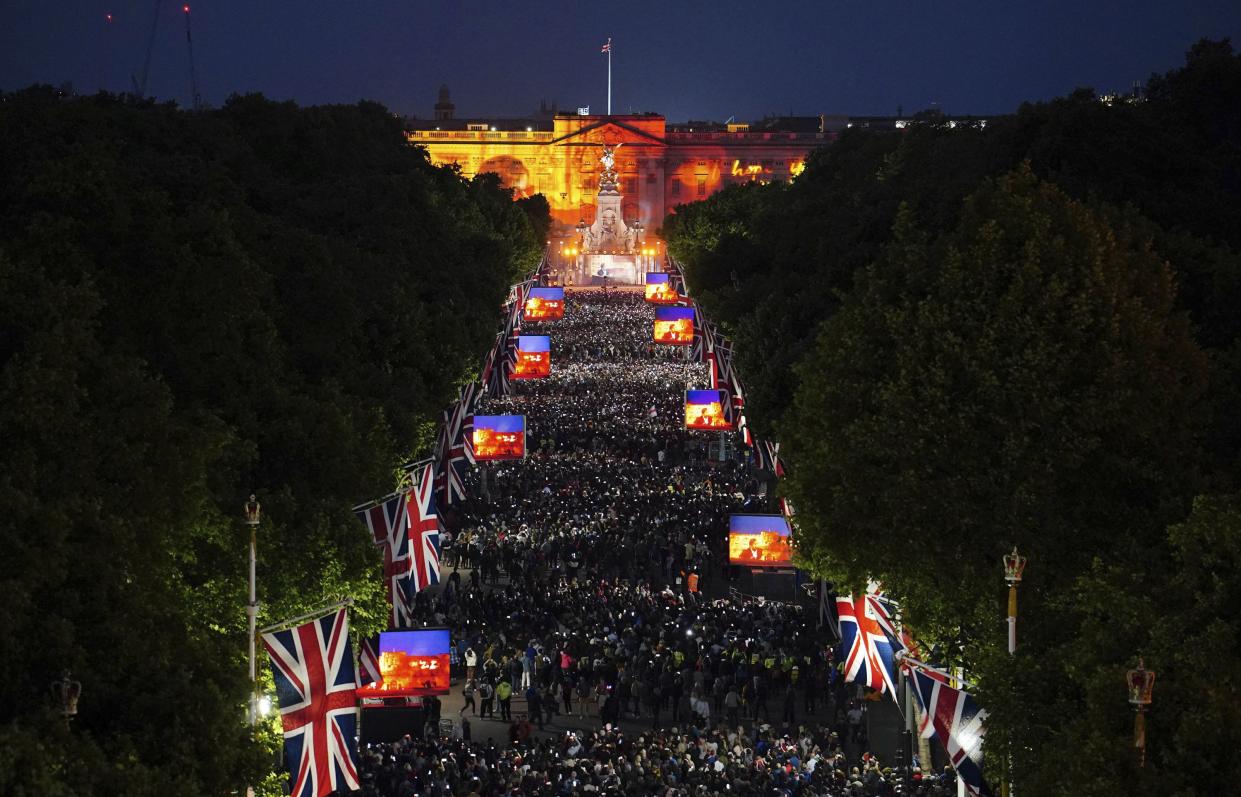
607, 38, 612, 115
257, 597, 356, 636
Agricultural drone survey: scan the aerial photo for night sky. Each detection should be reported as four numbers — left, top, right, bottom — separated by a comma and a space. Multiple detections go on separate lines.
4, 1, 1240, 121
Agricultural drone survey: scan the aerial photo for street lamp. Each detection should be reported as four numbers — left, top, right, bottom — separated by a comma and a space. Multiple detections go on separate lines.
1002, 547, 1026, 655
51, 670, 82, 724
1126, 658, 1156, 768
244, 495, 261, 727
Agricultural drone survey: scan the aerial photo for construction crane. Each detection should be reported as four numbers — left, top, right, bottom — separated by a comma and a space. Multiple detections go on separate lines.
183, 4, 203, 111
130, 0, 162, 98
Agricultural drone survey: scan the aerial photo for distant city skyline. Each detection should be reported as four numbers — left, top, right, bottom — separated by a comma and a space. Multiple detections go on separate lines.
3, 1, 1240, 120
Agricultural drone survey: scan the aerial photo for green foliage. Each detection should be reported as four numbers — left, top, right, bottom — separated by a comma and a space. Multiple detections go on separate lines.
0, 89, 546, 793
663, 39, 1241, 793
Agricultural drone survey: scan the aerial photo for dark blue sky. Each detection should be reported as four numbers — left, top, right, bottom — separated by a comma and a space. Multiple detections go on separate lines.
4, 1, 1240, 120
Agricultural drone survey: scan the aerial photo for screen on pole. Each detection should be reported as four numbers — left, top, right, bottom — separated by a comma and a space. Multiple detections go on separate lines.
644, 273, 679, 304
685, 389, 732, 430
511, 335, 551, 379
654, 307, 695, 345
356, 628, 451, 698
524, 287, 565, 321
729, 514, 794, 568
472, 415, 526, 461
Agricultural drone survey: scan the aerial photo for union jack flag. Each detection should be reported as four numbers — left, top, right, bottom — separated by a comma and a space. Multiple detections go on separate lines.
407, 462, 442, 593
435, 384, 477, 506
353, 493, 414, 628
911, 668, 992, 797
863, 585, 923, 667
357, 635, 380, 688
690, 313, 714, 364
600, 38, 611, 53
836, 594, 899, 697
504, 280, 535, 334
262, 608, 361, 797
709, 338, 746, 410
751, 437, 785, 477
481, 333, 507, 398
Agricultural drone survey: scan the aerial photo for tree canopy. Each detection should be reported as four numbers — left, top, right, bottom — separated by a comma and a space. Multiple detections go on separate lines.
0, 89, 546, 795
664, 39, 1241, 795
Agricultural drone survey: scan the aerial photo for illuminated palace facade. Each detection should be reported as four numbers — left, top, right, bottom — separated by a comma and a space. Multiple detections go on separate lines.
406, 99, 832, 235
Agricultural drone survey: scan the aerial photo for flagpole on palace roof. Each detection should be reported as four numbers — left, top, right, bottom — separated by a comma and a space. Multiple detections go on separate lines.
605, 37, 612, 115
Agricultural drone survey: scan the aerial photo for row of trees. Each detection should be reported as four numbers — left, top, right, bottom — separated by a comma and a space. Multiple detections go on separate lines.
664, 39, 1241, 796
0, 90, 547, 794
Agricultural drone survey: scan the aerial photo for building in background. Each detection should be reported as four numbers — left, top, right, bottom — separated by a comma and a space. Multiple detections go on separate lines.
405, 88, 829, 235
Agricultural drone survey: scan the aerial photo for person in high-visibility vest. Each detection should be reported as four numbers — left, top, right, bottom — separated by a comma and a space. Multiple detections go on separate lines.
687, 571, 700, 594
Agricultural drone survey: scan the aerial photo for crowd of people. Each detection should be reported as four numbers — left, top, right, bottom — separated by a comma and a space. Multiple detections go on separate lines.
358, 291, 950, 796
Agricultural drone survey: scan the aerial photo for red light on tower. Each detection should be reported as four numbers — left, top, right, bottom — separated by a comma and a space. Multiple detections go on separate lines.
105, 13, 113, 23
183, 5, 190, 13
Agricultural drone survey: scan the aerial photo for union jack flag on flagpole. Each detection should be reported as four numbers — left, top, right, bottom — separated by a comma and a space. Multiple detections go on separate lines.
435, 383, 477, 506
357, 635, 380, 688
910, 667, 993, 797
353, 493, 415, 628
836, 593, 900, 698
262, 608, 361, 797
481, 332, 507, 398
406, 462, 443, 594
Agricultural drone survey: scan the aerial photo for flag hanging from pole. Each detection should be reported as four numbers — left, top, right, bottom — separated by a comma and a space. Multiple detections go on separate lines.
262, 608, 361, 797
910, 668, 993, 797
353, 493, 415, 628
601, 38, 611, 53
836, 594, 900, 697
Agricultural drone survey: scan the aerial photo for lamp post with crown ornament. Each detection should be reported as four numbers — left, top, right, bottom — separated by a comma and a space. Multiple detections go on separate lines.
243, 495, 261, 797
1002, 547, 1026, 797
1127, 658, 1155, 768
243, 494, 261, 727
51, 670, 81, 728
1002, 547, 1026, 655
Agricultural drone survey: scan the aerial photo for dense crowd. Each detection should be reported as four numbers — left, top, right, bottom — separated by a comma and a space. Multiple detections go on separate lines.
360, 291, 949, 796
359, 724, 959, 796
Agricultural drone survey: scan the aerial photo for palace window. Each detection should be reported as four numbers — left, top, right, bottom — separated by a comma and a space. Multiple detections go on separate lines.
696, 177, 707, 197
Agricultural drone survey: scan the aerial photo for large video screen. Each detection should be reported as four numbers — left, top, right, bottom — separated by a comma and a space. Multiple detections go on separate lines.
654, 307, 695, 345
356, 628, 451, 698
685, 389, 732, 430
644, 273, 679, 305
472, 415, 526, 461
524, 287, 565, 321
729, 514, 794, 568
511, 335, 551, 379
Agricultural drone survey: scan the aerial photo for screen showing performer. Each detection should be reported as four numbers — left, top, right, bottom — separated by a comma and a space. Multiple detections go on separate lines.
728, 515, 794, 568
685, 389, 732, 430
512, 335, 551, 379
644, 273, 679, 304
472, 415, 526, 461
356, 629, 451, 697
654, 307, 695, 345
524, 287, 565, 321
